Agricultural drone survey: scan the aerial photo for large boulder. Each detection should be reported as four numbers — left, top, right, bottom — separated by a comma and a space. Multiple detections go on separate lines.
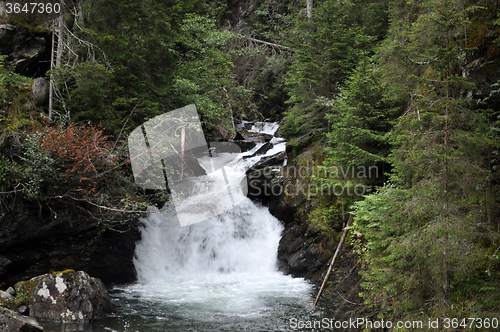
14, 270, 112, 323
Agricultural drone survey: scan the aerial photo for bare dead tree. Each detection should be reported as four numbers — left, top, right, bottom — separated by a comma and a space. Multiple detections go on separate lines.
306, 0, 313, 19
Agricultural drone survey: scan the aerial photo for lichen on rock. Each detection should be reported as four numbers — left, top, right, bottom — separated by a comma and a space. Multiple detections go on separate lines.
14, 270, 112, 323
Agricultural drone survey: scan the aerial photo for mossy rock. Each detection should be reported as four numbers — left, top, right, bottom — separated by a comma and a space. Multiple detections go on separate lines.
14, 270, 112, 323
0, 296, 15, 310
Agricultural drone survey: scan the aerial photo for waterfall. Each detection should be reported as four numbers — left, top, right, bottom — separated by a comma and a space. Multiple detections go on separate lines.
117, 122, 312, 329
133, 198, 284, 282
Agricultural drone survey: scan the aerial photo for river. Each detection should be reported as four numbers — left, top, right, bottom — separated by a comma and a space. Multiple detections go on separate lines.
40, 122, 333, 331
41, 199, 330, 332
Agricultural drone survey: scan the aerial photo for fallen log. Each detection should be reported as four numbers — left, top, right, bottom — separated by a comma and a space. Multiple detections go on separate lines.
313, 214, 353, 306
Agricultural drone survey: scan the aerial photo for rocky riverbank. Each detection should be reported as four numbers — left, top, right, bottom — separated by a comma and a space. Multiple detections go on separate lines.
247, 143, 365, 317
0, 196, 140, 289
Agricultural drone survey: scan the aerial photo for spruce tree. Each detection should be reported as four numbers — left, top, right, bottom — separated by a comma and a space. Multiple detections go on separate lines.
352, 0, 500, 319
282, 0, 373, 150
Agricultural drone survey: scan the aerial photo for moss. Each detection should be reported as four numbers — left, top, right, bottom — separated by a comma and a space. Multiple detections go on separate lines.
14, 279, 37, 297
0, 297, 15, 310
53, 269, 76, 276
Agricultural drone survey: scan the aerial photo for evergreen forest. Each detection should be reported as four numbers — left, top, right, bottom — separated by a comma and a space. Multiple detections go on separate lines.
1, 0, 500, 327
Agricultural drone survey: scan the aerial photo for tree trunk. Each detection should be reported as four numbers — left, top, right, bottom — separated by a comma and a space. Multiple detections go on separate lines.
48, 27, 55, 121
49, 1, 64, 121
306, 0, 313, 18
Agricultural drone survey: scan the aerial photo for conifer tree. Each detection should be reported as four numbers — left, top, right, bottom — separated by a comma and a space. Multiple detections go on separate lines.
351, 0, 500, 319
282, 0, 372, 149
325, 58, 398, 177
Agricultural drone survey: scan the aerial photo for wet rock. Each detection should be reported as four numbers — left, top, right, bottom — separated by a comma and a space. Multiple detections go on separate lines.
32, 78, 49, 106
232, 132, 257, 152
246, 165, 287, 204
0, 290, 15, 311
248, 151, 286, 171
15, 270, 112, 323
243, 142, 273, 159
0, 307, 43, 331
5, 288, 15, 296
236, 131, 273, 143
232, 140, 256, 152
234, 120, 253, 131
0, 290, 15, 303
277, 221, 330, 280
17, 305, 28, 315
87, 221, 141, 285
233, 132, 245, 141
262, 134, 274, 142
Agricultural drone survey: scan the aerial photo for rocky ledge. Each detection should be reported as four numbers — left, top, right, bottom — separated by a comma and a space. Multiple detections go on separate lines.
245, 142, 365, 317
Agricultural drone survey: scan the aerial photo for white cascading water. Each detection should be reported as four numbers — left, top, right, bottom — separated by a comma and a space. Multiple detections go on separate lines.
117, 126, 312, 328
128, 198, 312, 319
249, 121, 281, 136
135, 198, 284, 280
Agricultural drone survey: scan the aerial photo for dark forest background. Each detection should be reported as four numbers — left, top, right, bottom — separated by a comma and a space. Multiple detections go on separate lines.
1, 0, 500, 323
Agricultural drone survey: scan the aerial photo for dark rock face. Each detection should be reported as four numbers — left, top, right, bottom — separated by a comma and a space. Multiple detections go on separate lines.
0, 24, 19, 55
0, 24, 51, 76
87, 222, 141, 285
0, 197, 140, 288
261, 150, 364, 315
232, 140, 256, 152
233, 132, 246, 141
247, 166, 285, 203
248, 151, 286, 171
243, 142, 273, 159
15, 270, 112, 323
277, 221, 329, 280
0, 307, 43, 331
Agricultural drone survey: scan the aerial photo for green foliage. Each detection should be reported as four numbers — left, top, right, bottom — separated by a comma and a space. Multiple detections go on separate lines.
14, 292, 28, 306
309, 199, 343, 239
172, 14, 246, 138
349, 0, 500, 321
0, 55, 38, 146
17, 133, 57, 198
53, 62, 112, 126
53, 0, 244, 137
0, 157, 18, 192
230, 1, 294, 120
324, 58, 400, 180
282, 0, 387, 150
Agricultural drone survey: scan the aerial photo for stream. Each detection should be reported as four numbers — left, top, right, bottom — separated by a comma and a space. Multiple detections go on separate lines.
40, 122, 334, 332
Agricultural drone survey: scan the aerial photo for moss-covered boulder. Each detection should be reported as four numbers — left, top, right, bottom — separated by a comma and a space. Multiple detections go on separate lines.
14, 270, 112, 323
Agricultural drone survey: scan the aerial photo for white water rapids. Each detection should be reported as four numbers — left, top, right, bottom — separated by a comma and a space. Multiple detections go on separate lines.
127, 198, 312, 318
104, 124, 315, 331
39, 123, 324, 332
